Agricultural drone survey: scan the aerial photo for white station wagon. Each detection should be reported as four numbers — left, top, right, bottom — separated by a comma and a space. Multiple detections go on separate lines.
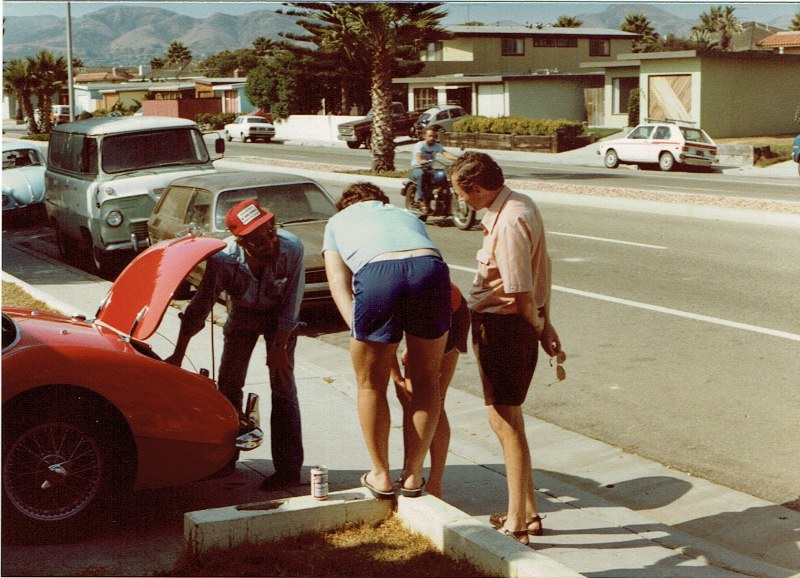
600, 120, 718, 172
223, 115, 276, 143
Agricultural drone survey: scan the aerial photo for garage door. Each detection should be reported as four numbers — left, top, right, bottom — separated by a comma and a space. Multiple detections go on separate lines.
648, 74, 691, 121
477, 84, 505, 118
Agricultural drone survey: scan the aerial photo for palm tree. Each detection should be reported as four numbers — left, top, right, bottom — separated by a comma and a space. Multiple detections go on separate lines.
3, 59, 35, 127
620, 13, 660, 53
26, 50, 68, 134
692, 6, 741, 51
289, 3, 448, 172
554, 15, 582, 28
791, 10, 800, 31
252, 36, 275, 57
715, 6, 742, 51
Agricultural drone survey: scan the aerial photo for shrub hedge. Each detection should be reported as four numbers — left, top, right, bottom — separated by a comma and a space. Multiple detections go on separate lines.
196, 112, 238, 130
453, 115, 583, 137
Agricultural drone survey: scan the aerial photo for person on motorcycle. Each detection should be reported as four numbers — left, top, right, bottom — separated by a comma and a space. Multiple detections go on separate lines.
410, 127, 459, 213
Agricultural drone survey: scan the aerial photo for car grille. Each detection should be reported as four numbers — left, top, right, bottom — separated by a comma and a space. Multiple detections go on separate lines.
131, 221, 149, 243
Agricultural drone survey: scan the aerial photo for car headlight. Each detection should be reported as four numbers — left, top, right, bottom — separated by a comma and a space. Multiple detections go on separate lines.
106, 210, 123, 227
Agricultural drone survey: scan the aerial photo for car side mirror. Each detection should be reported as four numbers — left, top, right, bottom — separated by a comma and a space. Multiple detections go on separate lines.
215, 138, 225, 155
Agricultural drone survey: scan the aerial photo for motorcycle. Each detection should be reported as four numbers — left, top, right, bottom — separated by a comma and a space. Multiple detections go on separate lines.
401, 160, 476, 230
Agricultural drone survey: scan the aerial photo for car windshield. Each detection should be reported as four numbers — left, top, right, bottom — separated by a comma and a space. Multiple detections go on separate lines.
247, 118, 269, 124
680, 127, 712, 144
215, 182, 337, 230
101, 128, 210, 174
3, 148, 43, 169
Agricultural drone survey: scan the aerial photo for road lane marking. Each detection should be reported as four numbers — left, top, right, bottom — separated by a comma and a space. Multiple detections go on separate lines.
447, 264, 800, 342
549, 232, 667, 250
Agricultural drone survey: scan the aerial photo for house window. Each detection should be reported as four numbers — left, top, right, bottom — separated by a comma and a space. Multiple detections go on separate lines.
590, 39, 611, 56
424, 41, 443, 62
413, 88, 437, 111
556, 37, 578, 47
613, 77, 638, 114
501, 37, 524, 56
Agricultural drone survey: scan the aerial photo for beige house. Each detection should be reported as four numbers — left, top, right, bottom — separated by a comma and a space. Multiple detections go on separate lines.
602, 50, 800, 137
395, 25, 638, 116
395, 25, 800, 138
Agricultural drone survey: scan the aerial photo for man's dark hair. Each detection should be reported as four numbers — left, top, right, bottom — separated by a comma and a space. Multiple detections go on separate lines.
336, 181, 390, 211
448, 151, 504, 191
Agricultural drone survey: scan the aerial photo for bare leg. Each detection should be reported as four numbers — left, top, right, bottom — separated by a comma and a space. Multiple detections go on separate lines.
488, 404, 539, 532
426, 348, 458, 498
400, 332, 447, 491
350, 338, 398, 493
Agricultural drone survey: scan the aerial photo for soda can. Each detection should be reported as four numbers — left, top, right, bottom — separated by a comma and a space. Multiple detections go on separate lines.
310, 465, 329, 500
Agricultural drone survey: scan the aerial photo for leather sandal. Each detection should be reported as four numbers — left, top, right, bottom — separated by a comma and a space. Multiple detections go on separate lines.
498, 526, 529, 546
489, 512, 544, 536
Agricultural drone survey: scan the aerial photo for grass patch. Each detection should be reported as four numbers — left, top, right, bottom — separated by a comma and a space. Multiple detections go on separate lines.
161, 515, 488, 577
2, 281, 59, 313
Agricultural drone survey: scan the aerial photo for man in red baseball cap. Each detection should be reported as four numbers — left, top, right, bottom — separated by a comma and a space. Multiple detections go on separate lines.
167, 198, 307, 491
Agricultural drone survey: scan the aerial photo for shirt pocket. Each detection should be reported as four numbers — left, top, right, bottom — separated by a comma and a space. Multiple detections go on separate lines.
476, 248, 493, 283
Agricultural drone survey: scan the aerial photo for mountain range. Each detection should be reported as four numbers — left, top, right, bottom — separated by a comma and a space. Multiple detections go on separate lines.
2, 4, 795, 66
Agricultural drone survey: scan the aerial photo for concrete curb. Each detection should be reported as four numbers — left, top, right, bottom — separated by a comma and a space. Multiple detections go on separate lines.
184, 488, 583, 578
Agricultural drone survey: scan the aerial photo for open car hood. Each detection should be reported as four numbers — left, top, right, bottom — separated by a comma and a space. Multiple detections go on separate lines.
95, 236, 225, 340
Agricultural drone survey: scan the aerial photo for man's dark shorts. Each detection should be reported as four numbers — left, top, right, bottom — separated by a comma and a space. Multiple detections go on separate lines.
471, 311, 538, 406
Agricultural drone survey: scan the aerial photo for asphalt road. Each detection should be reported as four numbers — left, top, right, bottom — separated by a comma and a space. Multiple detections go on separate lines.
221, 138, 800, 204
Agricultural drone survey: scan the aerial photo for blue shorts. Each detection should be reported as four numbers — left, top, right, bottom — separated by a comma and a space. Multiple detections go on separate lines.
352, 256, 451, 343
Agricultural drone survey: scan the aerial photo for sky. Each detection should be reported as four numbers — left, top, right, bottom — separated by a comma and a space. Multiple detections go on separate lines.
2, 1, 798, 23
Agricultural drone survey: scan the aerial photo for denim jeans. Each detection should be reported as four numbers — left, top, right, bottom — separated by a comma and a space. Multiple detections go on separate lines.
218, 306, 303, 477
411, 167, 431, 202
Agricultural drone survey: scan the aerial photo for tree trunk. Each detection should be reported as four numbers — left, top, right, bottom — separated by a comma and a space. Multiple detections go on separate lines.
369, 45, 395, 173
37, 91, 53, 134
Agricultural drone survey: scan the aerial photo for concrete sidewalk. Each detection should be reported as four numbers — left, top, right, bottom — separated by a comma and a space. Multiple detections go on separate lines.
3, 235, 799, 577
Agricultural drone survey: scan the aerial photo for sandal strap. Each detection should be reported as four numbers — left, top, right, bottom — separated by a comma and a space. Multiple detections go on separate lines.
498, 526, 530, 545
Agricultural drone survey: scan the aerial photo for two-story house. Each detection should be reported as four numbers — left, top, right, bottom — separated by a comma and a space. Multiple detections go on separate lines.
394, 25, 639, 121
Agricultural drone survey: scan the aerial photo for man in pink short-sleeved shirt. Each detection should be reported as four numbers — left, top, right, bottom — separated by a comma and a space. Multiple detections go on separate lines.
449, 151, 562, 546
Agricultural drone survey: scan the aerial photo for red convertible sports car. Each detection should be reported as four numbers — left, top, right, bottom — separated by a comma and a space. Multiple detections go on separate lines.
2, 235, 263, 540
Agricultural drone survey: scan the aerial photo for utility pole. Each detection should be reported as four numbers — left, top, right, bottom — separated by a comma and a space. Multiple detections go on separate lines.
66, 1, 75, 122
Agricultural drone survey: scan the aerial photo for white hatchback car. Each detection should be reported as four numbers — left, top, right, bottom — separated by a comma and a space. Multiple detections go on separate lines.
224, 115, 276, 143
599, 120, 718, 172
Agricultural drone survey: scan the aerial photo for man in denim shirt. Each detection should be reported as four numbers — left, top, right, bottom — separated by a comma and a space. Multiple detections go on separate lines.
166, 199, 305, 491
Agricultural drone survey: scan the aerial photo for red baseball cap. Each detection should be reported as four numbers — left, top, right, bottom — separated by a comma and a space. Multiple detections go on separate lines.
225, 199, 274, 237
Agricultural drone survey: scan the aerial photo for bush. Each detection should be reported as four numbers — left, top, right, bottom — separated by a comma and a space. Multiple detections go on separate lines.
198, 112, 238, 130
627, 90, 640, 128
453, 115, 583, 137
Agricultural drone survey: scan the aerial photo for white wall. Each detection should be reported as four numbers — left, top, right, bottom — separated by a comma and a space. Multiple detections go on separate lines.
274, 114, 361, 144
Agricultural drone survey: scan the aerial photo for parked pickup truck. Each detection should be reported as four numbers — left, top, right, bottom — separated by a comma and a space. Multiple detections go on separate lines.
337, 102, 419, 149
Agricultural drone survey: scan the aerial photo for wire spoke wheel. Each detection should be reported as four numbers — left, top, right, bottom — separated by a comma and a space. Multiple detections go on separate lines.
4, 421, 103, 523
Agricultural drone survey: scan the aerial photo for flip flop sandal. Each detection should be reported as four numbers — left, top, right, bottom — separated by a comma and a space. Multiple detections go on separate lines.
396, 475, 426, 498
360, 473, 395, 500
489, 512, 544, 536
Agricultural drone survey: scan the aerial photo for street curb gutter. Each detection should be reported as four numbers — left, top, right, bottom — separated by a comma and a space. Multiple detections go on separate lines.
184, 488, 583, 578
